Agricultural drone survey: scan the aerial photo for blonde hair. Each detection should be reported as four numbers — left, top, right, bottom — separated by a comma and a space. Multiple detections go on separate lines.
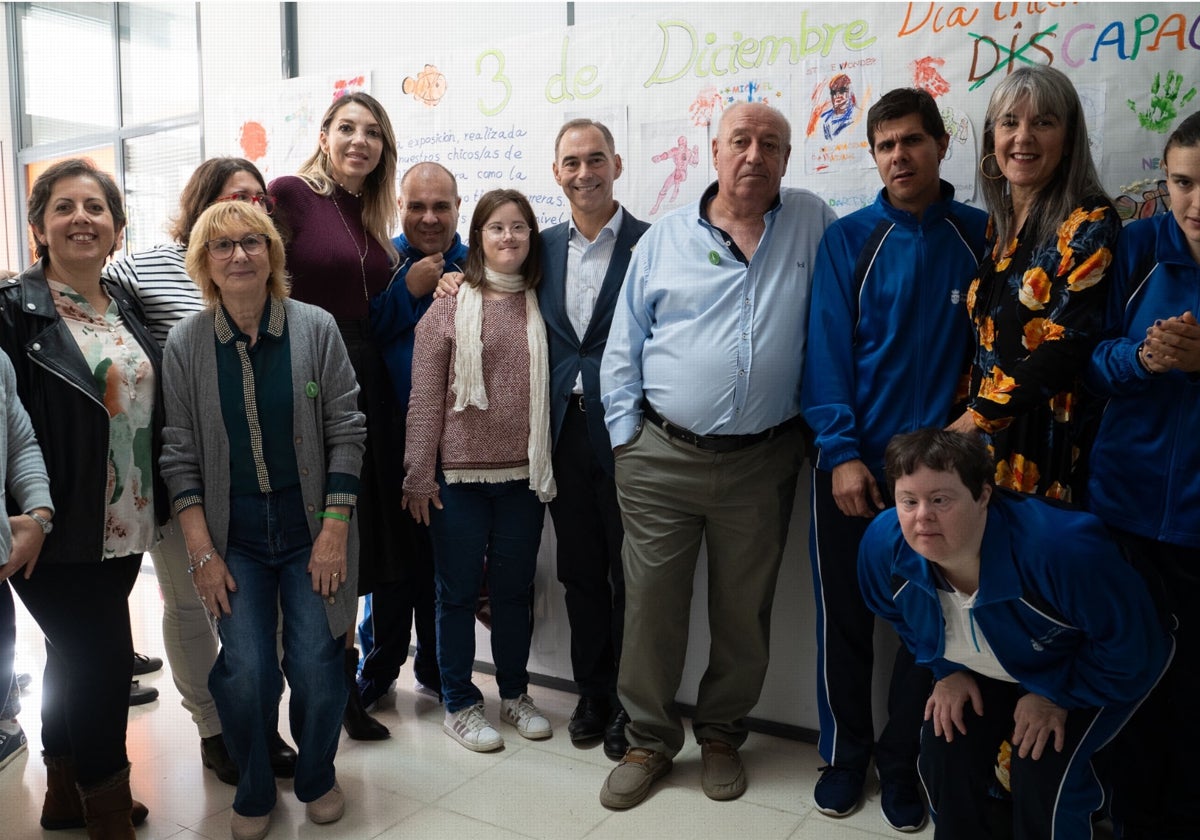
295, 92, 399, 266
185, 202, 290, 306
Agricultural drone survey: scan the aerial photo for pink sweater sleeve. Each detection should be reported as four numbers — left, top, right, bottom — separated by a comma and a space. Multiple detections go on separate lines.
403, 299, 453, 498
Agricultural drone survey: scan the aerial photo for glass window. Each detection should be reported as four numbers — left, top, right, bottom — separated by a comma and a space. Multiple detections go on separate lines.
122, 125, 201, 252
118, 3, 200, 127
18, 3, 117, 146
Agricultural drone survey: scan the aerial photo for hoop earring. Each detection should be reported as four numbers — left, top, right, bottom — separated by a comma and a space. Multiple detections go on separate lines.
980, 153, 1005, 181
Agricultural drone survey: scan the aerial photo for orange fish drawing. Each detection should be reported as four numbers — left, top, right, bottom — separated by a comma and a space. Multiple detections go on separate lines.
404, 64, 447, 108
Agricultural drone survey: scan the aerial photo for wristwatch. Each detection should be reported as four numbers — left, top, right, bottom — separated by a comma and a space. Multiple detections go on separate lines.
26, 511, 53, 535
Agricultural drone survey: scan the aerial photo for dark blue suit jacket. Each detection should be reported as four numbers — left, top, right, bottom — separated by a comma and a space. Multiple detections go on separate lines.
539, 209, 649, 476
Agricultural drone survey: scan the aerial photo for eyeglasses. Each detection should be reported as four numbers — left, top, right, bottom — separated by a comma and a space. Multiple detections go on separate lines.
481, 222, 531, 241
215, 192, 277, 214
205, 234, 270, 260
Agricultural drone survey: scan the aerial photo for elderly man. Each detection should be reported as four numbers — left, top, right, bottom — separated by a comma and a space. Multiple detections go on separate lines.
600, 102, 836, 808
540, 119, 650, 761
800, 87, 987, 830
360, 162, 467, 710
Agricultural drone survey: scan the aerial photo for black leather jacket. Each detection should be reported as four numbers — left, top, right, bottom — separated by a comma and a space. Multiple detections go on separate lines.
0, 260, 167, 565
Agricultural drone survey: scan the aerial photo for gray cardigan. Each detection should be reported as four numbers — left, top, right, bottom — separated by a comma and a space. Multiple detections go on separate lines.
160, 297, 366, 636
1, 353, 53, 567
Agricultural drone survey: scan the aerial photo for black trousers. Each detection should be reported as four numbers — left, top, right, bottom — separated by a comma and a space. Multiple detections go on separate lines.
1104, 530, 1196, 840
548, 399, 625, 699
920, 674, 1107, 840
12, 554, 140, 785
810, 467, 930, 780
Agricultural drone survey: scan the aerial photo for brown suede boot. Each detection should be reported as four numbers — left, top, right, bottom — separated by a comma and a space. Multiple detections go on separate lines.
41, 753, 85, 830
41, 754, 148, 831
77, 763, 137, 840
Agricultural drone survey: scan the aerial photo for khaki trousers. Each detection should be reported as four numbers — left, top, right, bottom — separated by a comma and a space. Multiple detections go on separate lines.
614, 420, 803, 756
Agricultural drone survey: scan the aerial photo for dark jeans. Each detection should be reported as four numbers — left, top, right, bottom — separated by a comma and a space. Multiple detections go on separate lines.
210, 487, 346, 817
548, 399, 625, 700
11, 554, 140, 785
430, 478, 545, 713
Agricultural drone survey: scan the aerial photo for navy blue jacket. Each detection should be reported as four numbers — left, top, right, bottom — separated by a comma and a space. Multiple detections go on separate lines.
539, 210, 649, 476
802, 183, 987, 474
1086, 213, 1200, 546
370, 232, 468, 408
859, 489, 1169, 711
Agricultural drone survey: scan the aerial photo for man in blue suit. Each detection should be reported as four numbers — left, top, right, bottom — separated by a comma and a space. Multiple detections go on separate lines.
539, 119, 649, 761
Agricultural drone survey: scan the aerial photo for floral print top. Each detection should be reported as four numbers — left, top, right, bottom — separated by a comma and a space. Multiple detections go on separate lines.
50, 279, 157, 557
964, 195, 1119, 501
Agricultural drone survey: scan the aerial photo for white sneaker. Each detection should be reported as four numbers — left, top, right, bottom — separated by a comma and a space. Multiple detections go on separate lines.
443, 703, 503, 752
500, 694, 552, 740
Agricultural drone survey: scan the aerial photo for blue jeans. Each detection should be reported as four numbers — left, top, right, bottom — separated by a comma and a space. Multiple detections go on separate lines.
430, 478, 545, 713
209, 486, 346, 817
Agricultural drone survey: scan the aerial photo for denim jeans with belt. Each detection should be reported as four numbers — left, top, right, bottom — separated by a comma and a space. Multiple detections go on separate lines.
430, 477, 545, 713
210, 485, 346, 816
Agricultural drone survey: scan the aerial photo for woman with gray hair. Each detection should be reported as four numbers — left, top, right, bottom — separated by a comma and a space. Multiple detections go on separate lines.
947, 65, 1119, 503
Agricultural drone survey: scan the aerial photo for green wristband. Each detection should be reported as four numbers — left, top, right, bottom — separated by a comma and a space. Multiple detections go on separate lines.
316, 510, 351, 523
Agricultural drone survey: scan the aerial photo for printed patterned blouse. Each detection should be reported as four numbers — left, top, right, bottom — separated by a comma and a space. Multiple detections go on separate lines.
51, 279, 157, 557
964, 195, 1120, 501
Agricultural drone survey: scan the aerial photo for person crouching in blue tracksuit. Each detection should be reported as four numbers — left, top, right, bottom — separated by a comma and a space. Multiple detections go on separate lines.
858, 428, 1171, 840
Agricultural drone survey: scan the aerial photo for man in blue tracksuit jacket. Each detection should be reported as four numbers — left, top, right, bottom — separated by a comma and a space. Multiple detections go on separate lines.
859, 428, 1171, 840
1084, 111, 1200, 840
360, 162, 468, 708
800, 88, 987, 828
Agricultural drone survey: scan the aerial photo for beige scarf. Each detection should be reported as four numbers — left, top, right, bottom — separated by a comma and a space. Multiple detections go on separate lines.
451, 267, 556, 502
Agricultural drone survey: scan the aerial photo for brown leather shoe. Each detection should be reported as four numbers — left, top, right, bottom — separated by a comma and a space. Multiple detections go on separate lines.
599, 747, 672, 809
699, 739, 746, 801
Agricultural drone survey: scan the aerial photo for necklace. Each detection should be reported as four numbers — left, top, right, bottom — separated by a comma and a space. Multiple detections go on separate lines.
330, 192, 370, 302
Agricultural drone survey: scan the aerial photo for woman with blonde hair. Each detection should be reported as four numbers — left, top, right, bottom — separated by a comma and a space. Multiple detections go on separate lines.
270, 91, 399, 739
161, 200, 365, 840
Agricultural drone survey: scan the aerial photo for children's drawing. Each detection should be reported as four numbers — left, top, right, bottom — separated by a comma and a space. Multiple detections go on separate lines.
649, 136, 699, 216
403, 65, 448, 108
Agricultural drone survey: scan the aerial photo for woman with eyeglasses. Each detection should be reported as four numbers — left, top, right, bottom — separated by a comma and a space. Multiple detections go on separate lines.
0, 158, 166, 839
269, 92, 399, 741
160, 200, 365, 840
402, 189, 556, 752
104, 157, 297, 787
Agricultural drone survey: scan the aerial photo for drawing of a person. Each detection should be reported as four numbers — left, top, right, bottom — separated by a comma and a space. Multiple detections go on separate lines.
821, 74, 857, 140
649, 136, 699, 215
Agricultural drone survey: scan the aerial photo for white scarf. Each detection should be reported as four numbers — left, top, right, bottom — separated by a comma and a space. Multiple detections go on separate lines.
451, 267, 556, 502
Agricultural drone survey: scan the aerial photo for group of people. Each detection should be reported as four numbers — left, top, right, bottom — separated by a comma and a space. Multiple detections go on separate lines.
0, 64, 1195, 840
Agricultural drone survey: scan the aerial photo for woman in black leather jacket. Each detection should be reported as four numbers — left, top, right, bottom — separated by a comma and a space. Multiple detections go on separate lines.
0, 158, 166, 840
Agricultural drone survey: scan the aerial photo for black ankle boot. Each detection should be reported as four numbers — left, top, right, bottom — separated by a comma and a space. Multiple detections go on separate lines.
342, 647, 389, 741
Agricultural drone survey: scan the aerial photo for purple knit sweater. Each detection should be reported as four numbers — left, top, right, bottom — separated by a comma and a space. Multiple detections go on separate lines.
403, 294, 534, 499
269, 175, 391, 320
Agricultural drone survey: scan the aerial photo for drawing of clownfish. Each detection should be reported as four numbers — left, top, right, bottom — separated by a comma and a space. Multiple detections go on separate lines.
403, 64, 447, 108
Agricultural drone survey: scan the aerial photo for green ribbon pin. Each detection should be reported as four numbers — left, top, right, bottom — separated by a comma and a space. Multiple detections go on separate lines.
708, 250, 720, 265
305, 381, 319, 398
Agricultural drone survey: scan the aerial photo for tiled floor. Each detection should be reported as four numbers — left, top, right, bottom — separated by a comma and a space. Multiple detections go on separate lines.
2, 566, 930, 840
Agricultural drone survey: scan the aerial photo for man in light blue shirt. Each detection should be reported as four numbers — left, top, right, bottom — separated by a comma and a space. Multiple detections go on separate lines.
599, 102, 836, 810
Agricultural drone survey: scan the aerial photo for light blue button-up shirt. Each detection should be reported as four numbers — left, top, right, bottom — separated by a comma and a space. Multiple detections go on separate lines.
601, 182, 836, 447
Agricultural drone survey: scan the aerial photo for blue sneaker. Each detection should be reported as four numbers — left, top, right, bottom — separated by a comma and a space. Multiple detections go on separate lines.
0, 721, 28, 772
880, 777, 927, 832
814, 765, 865, 817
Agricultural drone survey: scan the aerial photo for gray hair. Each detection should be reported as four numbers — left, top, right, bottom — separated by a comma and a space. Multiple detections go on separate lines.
979, 65, 1105, 248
